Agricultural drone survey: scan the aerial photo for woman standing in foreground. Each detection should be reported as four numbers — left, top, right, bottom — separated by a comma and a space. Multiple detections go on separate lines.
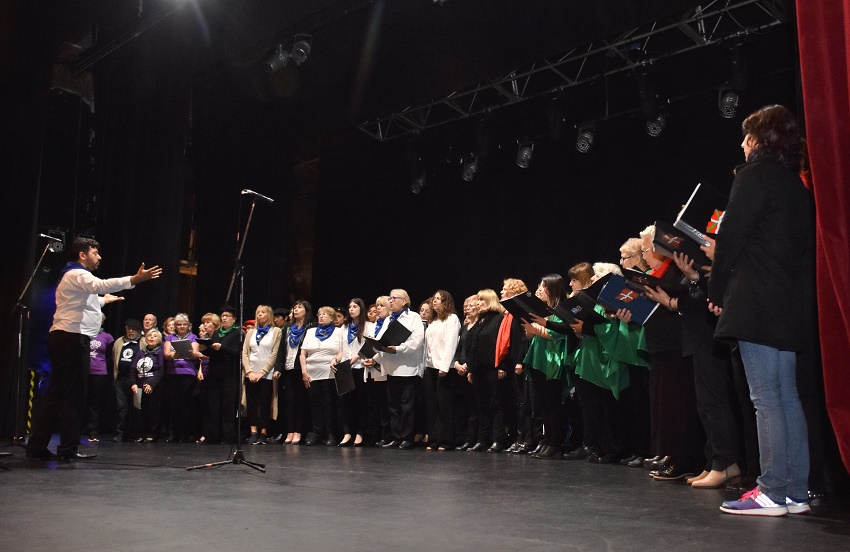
708, 105, 813, 517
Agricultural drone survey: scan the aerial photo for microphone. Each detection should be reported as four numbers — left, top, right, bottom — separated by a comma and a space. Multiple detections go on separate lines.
39, 234, 62, 242
241, 189, 274, 204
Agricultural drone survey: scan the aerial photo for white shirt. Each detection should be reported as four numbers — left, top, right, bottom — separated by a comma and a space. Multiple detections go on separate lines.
242, 327, 282, 380
301, 326, 343, 381
51, 268, 134, 337
425, 314, 461, 372
378, 310, 425, 378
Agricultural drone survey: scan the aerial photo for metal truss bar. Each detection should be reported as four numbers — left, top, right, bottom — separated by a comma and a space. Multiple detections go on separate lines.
359, 0, 784, 141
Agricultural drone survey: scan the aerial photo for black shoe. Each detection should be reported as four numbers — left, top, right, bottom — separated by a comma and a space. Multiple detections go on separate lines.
487, 442, 505, 453
57, 451, 98, 461
324, 436, 337, 446
514, 443, 532, 454
468, 442, 488, 452
381, 440, 402, 448
590, 452, 617, 464
651, 464, 695, 481
267, 434, 284, 444
25, 448, 56, 461
619, 454, 639, 466
338, 438, 353, 447
112, 434, 123, 443
651, 455, 672, 471
304, 435, 321, 446
563, 446, 592, 460
133, 437, 145, 443
398, 440, 415, 450
165, 435, 180, 444
627, 456, 645, 467
374, 439, 389, 447
248, 432, 260, 445
533, 446, 559, 459
643, 455, 662, 468
456, 442, 472, 451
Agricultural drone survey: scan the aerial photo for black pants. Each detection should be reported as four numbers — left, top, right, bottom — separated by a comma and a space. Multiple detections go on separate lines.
245, 377, 273, 432
456, 374, 478, 445
619, 365, 652, 458
339, 368, 368, 436
206, 374, 239, 443
516, 369, 542, 447
422, 367, 441, 441
648, 351, 704, 468
530, 368, 564, 448
435, 369, 461, 447
166, 374, 197, 440
86, 373, 111, 436
27, 331, 90, 455
387, 375, 418, 441
366, 377, 390, 441
308, 379, 337, 438
576, 377, 623, 456
134, 381, 163, 438
472, 369, 506, 445
692, 342, 739, 471
281, 369, 310, 434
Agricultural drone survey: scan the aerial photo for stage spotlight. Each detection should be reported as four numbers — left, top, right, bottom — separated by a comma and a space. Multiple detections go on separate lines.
290, 34, 312, 65
576, 126, 595, 153
516, 141, 533, 168
719, 90, 739, 119
646, 112, 667, 137
264, 44, 289, 73
461, 156, 478, 182
410, 173, 426, 194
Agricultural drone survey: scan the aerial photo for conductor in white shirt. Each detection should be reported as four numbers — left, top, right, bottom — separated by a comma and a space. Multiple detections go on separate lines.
26, 237, 161, 461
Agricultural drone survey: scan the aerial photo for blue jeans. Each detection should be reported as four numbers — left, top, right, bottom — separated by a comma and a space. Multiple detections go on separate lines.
738, 341, 809, 502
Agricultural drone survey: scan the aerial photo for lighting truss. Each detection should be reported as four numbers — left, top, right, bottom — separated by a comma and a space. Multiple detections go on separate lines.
359, 0, 788, 141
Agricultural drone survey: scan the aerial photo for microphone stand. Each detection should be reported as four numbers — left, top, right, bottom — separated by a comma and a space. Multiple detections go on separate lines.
5, 241, 53, 450
187, 197, 265, 473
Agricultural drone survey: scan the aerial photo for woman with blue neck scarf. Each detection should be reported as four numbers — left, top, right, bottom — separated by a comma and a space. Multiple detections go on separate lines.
301, 306, 345, 446
334, 298, 369, 446
377, 289, 426, 450
280, 300, 314, 445
242, 304, 282, 445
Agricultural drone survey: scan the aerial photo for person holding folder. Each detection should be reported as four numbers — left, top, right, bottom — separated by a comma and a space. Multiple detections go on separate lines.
363, 297, 391, 446
375, 289, 425, 450
334, 298, 370, 447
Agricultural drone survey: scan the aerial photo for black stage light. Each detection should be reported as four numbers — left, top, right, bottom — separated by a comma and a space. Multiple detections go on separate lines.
719, 90, 739, 119
646, 112, 667, 137
576, 126, 595, 153
291, 34, 312, 65
410, 173, 426, 194
516, 141, 533, 168
264, 45, 289, 73
461, 156, 478, 181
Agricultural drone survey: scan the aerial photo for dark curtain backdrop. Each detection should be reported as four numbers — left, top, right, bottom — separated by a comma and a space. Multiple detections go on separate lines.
797, 0, 850, 474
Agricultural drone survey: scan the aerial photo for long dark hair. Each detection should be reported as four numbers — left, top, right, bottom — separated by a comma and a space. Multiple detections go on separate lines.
742, 104, 801, 171
292, 300, 314, 327
540, 274, 568, 308
348, 298, 367, 340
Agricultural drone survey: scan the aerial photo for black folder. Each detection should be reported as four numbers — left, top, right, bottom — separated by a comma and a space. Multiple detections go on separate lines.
557, 294, 608, 327
653, 220, 712, 273
500, 291, 552, 321
361, 320, 412, 354
622, 268, 690, 297
596, 274, 659, 325
333, 359, 356, 396
169, 338, 194, 359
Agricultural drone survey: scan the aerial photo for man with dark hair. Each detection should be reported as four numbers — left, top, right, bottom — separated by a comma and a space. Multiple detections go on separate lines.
26, 237, 162, 461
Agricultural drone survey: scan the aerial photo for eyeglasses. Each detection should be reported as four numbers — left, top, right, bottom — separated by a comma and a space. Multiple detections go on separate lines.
221, 313, 234, 318
389, 296, 403, 302
620, 254, 638, 261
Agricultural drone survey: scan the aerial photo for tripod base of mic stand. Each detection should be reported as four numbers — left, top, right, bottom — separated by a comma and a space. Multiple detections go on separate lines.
186, 448, 266, 473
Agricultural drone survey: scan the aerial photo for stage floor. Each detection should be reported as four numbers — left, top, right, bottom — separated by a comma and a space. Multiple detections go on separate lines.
1, 439, 848, 552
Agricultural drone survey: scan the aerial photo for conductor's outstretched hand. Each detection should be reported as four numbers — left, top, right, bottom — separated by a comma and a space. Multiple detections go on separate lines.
130, 263, 163, 286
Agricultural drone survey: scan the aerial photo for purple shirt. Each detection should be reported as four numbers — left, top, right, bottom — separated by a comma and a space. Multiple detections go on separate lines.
165, 333, 199, 375
89, 330, 114, 375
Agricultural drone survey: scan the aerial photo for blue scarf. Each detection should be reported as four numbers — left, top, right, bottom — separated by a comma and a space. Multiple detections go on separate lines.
374, 317, 386, 337
315, 323, 335, 342
255, 325, 271, 344
61, 261, 88, 275
288, 324, 306, 348
389, 307, 408, 324
347, 322, 359, 344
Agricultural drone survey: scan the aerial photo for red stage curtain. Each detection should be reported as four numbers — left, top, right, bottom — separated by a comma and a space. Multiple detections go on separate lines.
796, 0, 850, 473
